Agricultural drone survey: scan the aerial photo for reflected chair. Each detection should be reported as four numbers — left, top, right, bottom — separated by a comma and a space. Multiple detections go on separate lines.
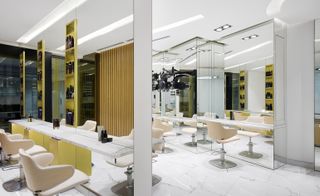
19, 149, 89, 196
182, 121, 197, 147
0, 132, 47, 192
153, 119, 175, 153
77, 120, 97, 132
237, 116, 264, 159
207, 121, 239, 169
60, 119, 66, 126
233, 111, 249, 121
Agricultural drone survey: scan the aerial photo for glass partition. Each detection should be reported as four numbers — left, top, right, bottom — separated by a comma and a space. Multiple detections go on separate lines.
315, 19, 320, 171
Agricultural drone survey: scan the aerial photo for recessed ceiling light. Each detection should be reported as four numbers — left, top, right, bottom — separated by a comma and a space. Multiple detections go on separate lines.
224, 55, 273, 70
153, 15, 204, 34
17, 0, 87, 44
242, 34, 259, 41
225, 41, 272, 60
214, 24, 232, 32
57, 14, 133, 50
186, 46, 196, 51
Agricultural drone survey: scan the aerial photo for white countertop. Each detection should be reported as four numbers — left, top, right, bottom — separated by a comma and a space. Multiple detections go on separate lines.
10, 119, 133, 158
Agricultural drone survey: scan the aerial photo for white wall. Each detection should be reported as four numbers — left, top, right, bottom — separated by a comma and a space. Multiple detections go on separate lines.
247, 71, 265, 112
286, 21, 314, 165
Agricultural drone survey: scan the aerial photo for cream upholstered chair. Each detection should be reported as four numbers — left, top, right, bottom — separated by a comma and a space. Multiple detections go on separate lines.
153, 119, 174, 153
233, 111, 249, 121
60, 119, 66, 126
207, 121, 239, 169
237, 116, 264, 159
0, 132, 47, 192
181, 120, 197, 147
0, 129, 23, 165
77, 120, 97, 132
19, 149, 89, 196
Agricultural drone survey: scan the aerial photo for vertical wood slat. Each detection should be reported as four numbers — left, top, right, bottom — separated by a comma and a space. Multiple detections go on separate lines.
98, 43, 134, 136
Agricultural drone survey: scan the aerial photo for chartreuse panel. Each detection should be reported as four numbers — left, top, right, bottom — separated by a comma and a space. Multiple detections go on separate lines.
11, 123, 29, 138
76, 146, 92, 176
29, 130, 44, 146
48, 138, 59, 165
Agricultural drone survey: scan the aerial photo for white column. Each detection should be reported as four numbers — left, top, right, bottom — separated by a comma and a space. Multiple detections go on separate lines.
134, 0, 152, 195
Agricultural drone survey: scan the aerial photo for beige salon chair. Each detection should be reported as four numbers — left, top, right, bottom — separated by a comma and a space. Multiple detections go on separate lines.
60, 119, 66, 126
153, 119, 175, 153
0, 129, 22, 165
181, 121, 198, 147
77, 120, 97, 132
207, 121, 239, 169
0, 132, 47, 192
233, 111, 249, 121
237, 116, 264, 159
19, 149, 89, 196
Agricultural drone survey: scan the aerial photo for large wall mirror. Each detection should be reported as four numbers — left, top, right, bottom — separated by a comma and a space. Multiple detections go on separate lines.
315, 19, 320, 171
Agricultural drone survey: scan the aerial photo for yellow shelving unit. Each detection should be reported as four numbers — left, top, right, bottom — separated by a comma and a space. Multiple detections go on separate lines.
64, 19, 78, 126
239, 70, 246, 110
37, 40, 45, 120
265, 64, 274, 111
20, 52, 25, 117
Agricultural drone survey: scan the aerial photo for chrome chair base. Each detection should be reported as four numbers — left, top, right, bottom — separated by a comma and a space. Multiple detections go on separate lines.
162, 147, 174, 154
209, 159, 237, 169
239, 151, 263, 159
111, 175, 161, 196
184, 142, 197, 147
197, 139, 212, 145
3, 178, 26, 192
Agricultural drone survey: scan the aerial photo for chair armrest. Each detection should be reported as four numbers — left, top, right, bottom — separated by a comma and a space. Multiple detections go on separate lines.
7, 134, 23, 140
36, 165, 74, 191
7, 139, 34, 154
32, 153, 54, 167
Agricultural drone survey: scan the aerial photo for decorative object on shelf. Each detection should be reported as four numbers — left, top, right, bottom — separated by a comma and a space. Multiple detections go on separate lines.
239, 70, 246, 110
265, 64, 274, 111
27, 113, 33, 122
37, 40, 45, 120
19, 51, 25, 117
53, 118, 60, 129
100, 129, 113, 143
64, 19, 78, 126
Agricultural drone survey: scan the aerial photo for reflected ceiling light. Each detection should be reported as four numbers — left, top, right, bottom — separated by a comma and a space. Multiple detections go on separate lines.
316, 39, 320, 42
185, 58, 196, 65
197, 76, 212, 80
153, 15, 204, 34
251, 65, 265, 71
225, 41, 272, 61
242, 34, 259, 41
17, 0, 87, 44
214, 24, 232, 32
57, 14, 133, 51
224, 55, 273, 70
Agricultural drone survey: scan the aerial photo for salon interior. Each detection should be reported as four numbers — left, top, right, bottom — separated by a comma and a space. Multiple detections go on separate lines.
0, 0, 319, 196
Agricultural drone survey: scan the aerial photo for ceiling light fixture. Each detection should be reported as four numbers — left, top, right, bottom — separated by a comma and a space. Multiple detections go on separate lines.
225, 41, 272, 61
153, 15, 204, 34
17, 0, 87, 44
197, 76, 212, 80
57, 14, 133, 51
251, 65, 265, 70
315, 39, 320, 42
214, 24, 232, 32
224, 55, 273, 70
242, 34, 259, 41
185, 58, 196, 65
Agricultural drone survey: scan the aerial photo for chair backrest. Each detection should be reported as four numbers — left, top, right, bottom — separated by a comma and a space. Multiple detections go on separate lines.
153, 119, 172, 132
60, 119, 66, 126
246, 116, 264, 123
0, 132, 33, 155
206, 121, 237, 140
79, 120, 97, 132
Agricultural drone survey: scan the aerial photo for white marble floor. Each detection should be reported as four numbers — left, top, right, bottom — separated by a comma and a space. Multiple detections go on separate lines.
1, 145, 320, 196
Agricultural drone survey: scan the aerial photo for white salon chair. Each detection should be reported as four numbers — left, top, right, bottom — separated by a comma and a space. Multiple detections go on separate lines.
153, 119, 175, 153
77, 120, 97, 132
237, 116, 264, 159
0, 129, 22, 165
181, 121, 198, 147
0, 132, 47, 192
19, 149, 89, 196
207, 121, 239, 169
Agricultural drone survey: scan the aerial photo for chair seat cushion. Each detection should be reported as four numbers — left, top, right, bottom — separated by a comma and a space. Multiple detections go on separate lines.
11, 145, 47, 160
163, 132, 176, 137
107, 153, 158, 168
217, 136, 240, 144
237, 130, 260, 137
39, 169, 89, 196
181, 127, 197, 134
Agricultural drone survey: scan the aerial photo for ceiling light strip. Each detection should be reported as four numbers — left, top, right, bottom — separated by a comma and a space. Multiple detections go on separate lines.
17, 0, 87, 43
224, 55, 273, 70
224, 41, 272, 61
153, 15, 204, 34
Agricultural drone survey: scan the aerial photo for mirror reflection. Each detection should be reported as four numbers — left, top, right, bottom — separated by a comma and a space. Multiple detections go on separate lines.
315, 19, 320, 171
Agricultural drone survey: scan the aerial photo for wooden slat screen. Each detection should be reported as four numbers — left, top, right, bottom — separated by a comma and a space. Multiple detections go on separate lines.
98, 43, 133, 136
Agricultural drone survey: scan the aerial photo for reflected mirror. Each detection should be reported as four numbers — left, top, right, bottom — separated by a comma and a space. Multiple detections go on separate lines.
315, 19, 320, 171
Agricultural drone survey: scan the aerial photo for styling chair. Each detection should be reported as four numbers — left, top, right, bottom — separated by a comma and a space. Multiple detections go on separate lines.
181, 121, 198, 147
153, 119, 175, 153
237, 116, 264, 159
19, 149, 89, 196
207, 121, 239, 169
233, 111, 249, 121
0, 132, 47, 192
77, 120, 97, 132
